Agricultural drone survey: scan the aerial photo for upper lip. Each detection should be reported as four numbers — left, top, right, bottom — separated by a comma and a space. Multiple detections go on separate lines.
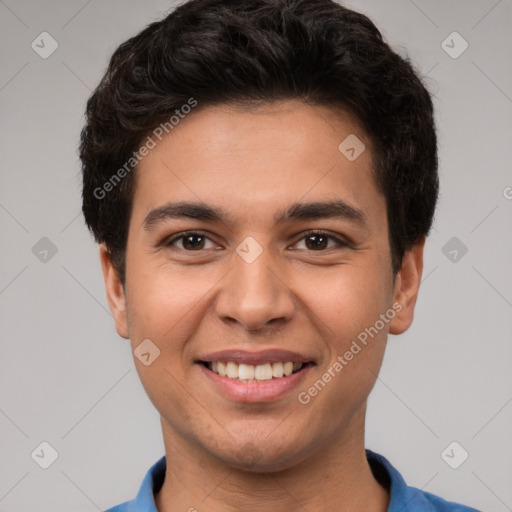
197, 349, 314, 365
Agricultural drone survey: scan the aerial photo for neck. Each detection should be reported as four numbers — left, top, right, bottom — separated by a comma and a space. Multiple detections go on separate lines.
155, 406, 389, 512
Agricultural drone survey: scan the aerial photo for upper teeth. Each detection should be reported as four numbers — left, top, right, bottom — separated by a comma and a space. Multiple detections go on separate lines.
209, 361, 304, 381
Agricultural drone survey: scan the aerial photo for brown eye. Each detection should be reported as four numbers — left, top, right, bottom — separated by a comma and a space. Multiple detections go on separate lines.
305, 233, 329, 250
181, 234, 205, 250
294, 231, 349, 251
167, 232, 216, 251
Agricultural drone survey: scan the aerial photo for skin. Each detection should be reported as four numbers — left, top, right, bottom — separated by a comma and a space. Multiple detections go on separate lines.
100, 100, 424, 512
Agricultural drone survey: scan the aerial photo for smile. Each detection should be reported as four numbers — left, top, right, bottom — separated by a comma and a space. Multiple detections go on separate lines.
203, 361, 307, 382
198, 359, 313, 403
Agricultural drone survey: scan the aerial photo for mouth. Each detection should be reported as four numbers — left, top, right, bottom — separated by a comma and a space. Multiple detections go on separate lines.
195, 349, 315, 403
200, 360, 311, 382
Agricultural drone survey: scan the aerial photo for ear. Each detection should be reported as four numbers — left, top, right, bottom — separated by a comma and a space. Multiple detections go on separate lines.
99, 243, 129, 339
389, 236, 425, 335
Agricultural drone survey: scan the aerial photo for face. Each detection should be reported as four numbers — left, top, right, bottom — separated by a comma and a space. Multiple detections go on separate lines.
101, 100, 423, 471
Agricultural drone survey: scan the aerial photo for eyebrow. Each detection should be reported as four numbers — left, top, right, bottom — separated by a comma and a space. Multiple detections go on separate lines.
143, 200, 368, 231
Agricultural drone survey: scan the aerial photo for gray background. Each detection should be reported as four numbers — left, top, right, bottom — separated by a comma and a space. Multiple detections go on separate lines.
1, 0, 511, 510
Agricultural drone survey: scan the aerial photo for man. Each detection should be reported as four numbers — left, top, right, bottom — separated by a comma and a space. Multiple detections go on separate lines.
80, 0, 480, 510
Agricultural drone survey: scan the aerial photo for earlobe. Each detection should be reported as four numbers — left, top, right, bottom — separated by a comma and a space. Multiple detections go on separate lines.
389, 237, 425, 335
99, 243, 130, 339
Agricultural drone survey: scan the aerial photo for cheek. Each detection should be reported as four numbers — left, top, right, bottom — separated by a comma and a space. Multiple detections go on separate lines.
298, 258, 392, 404
127, 259, 216, 339
124, 264, 207, 416
297, 267, 391, 414
297, 258, 392, 342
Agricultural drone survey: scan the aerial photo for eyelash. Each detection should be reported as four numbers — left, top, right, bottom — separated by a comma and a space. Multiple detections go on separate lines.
165, 230, 351, 251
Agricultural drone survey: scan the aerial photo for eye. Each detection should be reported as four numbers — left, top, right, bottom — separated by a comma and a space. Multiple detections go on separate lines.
166, 231, 218, 251
164, 230, 351, 252
292, 230, 350, 251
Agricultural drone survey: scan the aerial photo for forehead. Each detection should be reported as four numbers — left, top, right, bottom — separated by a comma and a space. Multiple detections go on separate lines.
131, 100, 385, 231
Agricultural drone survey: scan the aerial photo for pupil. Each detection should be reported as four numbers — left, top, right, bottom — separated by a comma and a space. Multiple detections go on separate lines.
306, 234, 327, 250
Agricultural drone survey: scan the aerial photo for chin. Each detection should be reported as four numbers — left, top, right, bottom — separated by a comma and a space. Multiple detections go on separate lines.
214, 439, 311, 473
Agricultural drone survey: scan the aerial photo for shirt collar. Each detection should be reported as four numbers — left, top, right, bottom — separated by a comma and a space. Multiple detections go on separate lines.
116, 449, 474, 512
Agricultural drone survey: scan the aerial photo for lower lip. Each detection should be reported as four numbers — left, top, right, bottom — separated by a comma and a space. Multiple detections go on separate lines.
198, 363, 313, 403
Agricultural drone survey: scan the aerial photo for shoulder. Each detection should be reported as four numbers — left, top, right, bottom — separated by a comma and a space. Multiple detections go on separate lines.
102, 455, 167, 512
365, 449, 481, 512
406, 486, 482, 511
103, 503, 130, 512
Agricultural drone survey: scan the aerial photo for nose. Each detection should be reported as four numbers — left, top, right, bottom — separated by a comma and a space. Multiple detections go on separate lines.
214, 241, 296, 333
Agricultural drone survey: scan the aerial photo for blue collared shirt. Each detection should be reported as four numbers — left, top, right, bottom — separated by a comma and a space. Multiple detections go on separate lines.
104, 449, 480, 511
